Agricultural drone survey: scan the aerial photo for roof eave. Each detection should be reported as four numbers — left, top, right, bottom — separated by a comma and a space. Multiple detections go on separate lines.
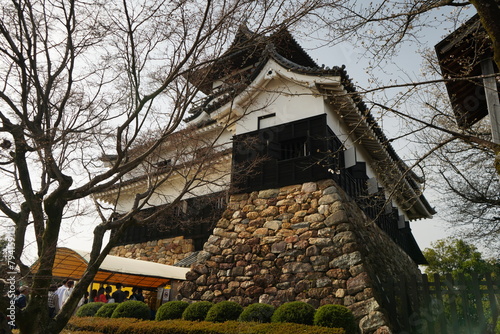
326, 88, 433, 220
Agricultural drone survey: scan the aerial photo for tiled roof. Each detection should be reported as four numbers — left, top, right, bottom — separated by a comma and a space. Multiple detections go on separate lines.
183, 28, 435, 218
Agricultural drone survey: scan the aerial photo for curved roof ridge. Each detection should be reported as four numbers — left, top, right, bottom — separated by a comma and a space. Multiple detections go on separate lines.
264, 42, 344, 76
269, 26, 318, 67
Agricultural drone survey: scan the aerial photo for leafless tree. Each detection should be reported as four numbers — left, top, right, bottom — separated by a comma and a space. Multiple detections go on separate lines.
0, 1, 330, 333
304, 1, 499, 142
413, 56, 500, 255
339, 56, 500, 256
2, 1, 500, 333
307, 1, 500, 253
308, 1, 498, 69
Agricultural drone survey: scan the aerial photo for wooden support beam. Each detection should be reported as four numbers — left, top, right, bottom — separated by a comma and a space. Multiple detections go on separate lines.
480, 58, 500, 144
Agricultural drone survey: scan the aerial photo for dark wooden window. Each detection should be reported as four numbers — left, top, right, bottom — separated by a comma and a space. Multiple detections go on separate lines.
173, 201, 187, 216
280, 137, 308, 160
111, 192, 225, 250
232, 114, 333, 192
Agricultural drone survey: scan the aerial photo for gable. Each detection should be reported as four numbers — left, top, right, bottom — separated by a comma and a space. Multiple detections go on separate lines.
188, 26, 318, 95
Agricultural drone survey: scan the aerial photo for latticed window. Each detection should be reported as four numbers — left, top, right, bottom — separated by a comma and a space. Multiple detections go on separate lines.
280, 137, 308, 160
216, 196, 226, 209
173, 201, 187, 216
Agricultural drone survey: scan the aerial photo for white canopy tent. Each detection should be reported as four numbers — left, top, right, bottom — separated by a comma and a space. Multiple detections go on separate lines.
32, 247, 190, 289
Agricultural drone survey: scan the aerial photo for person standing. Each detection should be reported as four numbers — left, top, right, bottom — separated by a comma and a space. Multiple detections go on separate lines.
111, 283, 126, 303
82, 291, 89, 304
61, 280, 74, 308
89, 289, 97, 303
15, 286, 29, 309
131, 287, 145, 302
48, 284, 59, 318
76, 290, 88, 310
95, 287, 107, 302
105, 286, 113, 303
55, 279, 69, 310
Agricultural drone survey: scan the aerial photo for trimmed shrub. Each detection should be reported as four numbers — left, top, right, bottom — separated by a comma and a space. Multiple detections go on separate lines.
67, 318, 138, 334
205, 301, 243, 323
62, 331, 105, 334
156, 301, 190, 321
239, 303, 275, 323
111, 300, 150, 320
314, 304, 356, 334
75, 302, 105, 317
271, 301, 315, 325
95, 302, 120, 318
67, 317, 346, 334
182, 301, 214, 321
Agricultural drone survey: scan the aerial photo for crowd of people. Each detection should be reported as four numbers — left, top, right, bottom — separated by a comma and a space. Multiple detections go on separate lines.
13, 278, 146, 320
89, 283, 145, 304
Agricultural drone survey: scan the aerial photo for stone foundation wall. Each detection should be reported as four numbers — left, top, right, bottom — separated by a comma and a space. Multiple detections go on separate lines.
109, 236, 195, 265
178, 180, 422, 334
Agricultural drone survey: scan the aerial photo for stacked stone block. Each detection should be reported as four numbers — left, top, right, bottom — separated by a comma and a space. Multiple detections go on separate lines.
179, 180, 421, 333
109, 236, 195, 265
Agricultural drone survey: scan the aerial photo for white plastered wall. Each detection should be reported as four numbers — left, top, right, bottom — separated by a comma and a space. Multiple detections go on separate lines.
106, 160, 231, 214
234, 77, 325, 135
100, 125, 233, 214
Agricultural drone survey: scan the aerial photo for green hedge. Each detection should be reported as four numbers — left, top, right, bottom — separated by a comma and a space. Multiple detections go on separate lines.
67, 317, 346, 334
314, 304, 356, 334
182, 301, 213, 321
111, 300, 150, 320
75, 302, 105, 317
95, 303, 120, 318
239, 303, 275, 323
205, 301, 243, 323
271, 301, 315, 325
156, 301, 190, 321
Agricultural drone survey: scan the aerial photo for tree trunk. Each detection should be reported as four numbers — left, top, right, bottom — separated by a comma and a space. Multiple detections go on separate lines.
16, 251, 53, 332
17, 187, 69, 334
